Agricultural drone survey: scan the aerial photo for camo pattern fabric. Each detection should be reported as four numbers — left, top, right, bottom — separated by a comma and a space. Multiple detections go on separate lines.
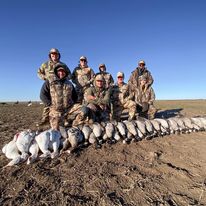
49, 108, 64, 130
41, 105, 50, 122
134, 86, 157, 119
84, 86, 111, 121
85, 87, 110, 106
128, 67, 153, 92
50, 79, 74, 112
37, 61, 71, 81
111, 83, 136, 120
71, 66, 95, 102
134, 86, 155, 105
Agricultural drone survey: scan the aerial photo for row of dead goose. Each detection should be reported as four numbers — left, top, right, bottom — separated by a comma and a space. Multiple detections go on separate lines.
2, 116, 206, 167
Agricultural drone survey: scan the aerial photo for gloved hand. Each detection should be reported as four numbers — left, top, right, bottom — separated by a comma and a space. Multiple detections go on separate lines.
142, 102, 149, 112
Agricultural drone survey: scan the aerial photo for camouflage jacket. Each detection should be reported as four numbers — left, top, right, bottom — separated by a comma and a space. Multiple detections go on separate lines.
37, 60, 71, 81
128, 67, 153, 91
72, 65, 95, 89
84, 86, 111, 106
50, 78, 75, 112
40, 80, 77, 108
111, 82, 133, 105
95, 72, 114, 89
134, 86, 155, 106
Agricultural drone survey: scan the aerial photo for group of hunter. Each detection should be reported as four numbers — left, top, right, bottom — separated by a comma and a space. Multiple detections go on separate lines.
37, 48, 157, 130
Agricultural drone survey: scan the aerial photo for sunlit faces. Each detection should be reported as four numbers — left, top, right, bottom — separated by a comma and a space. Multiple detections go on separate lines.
139, 63, 145, 69
57, 69, 66, 79
117, 76, 124, 84
140, 79, 147, 86
96, 79, 104, 88
80, 59, 87, 67
50, 52, 59, 62
99, 66, 106, 72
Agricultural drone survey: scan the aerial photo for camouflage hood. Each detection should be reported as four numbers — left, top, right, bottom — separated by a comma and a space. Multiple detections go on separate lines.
53, 64, 69, 80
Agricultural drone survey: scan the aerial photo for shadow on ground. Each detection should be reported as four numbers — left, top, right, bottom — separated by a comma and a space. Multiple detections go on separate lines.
156, 108, 183, 118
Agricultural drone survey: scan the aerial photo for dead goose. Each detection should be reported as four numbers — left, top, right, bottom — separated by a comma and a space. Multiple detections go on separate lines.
82, 125, 92, 140
88, 132, 97, 144
105, 122, 115, 138
35, 129, 61, 159
181, 117, 195, 132
155, 118, 170, 135
172, 117, 187, 133
199, 117, 206, 130
15, 130, 36, 161
144, 119, 156, 137
2, 137, 21, 167
116, 122, 127, 140
27, 139, 39, 164
135, 119, 148, 137
191, 117, 205, 131
150, 119, 162, 136
123, 120, 139, 140
65, 127, 84, 153
91, 122, 103, 137
167, 118, 180, 134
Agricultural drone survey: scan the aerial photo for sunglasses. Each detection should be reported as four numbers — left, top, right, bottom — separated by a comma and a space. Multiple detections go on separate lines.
80, 59, 87, 62
118, 76, 123, 79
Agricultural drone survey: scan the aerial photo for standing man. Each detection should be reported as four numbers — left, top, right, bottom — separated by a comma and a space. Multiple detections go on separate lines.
134, 75, 157, 119
72, 56, 95, 103
128, 60, 153, 93
37, 48, 71, 126
111, 72, 136, 121
96, 63, 114, 89
37, 48, 71, 81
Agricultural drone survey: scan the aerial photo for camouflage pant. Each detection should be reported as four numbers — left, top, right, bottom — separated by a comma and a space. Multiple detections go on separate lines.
147, 104, 157, 119
41, 105, 50, 122
139, 104, 157, 119
76, 87, 89, 103
49, 103, 86, 129
113, 100, 136, 121
49, 107, 65, 130
87, 103, 110, 122
65, 103, 84, 126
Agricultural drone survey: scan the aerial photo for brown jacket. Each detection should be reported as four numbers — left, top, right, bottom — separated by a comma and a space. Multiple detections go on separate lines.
134, 85, 155, 106
128, 67, 153, 91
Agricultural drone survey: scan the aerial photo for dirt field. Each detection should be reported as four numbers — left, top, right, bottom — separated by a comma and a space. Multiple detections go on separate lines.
0, 100, 206, 206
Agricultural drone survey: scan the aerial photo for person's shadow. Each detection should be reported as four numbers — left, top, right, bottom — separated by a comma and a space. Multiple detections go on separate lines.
155, 108, 183, 119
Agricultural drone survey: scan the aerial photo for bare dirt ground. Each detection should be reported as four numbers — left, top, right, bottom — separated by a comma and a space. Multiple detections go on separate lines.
0, 100, 206, 206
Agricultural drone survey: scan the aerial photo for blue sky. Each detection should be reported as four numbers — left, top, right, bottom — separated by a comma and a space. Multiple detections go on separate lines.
0, 0, 206, 101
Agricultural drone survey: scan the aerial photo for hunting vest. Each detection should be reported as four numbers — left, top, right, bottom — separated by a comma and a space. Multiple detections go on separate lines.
112, 83, 129, 105
74, 67, 94, 88
50, 79, 73, 111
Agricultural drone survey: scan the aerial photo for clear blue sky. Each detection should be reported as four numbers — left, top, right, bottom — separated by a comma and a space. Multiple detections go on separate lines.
0, 0, 206, 101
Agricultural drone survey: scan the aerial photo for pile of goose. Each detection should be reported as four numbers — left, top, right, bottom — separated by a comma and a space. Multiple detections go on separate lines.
2, 116, 206, 167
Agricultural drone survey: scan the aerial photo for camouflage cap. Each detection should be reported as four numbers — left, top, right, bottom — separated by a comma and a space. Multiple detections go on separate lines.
95, 74, 104, 81
80, 56, 87, 61
57, 67, 66, 72
117, 72, 124, 78
138, 60, 145, 65
54, 64, 69, 76
49, 48, 60, 54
